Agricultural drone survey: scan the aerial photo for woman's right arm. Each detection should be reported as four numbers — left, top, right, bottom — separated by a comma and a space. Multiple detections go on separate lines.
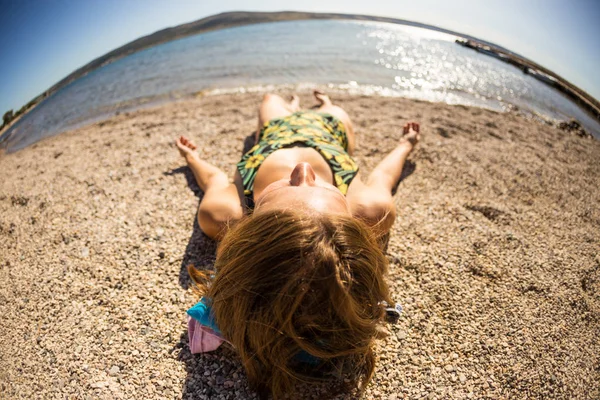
177, 137, 243, 240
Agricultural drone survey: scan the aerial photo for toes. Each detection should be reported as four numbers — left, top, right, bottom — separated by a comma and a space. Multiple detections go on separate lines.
289, 95, 300, 111
313, 89, 332, 107
313, 89, 327, 100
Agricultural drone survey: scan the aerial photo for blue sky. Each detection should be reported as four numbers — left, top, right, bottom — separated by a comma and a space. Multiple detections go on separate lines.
1, 0, 599, 115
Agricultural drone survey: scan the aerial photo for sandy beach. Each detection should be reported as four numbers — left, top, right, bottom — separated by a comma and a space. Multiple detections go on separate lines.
1, 90, 599, 399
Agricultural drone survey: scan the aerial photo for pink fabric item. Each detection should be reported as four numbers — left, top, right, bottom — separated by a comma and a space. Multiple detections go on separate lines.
187, 316, 225, 353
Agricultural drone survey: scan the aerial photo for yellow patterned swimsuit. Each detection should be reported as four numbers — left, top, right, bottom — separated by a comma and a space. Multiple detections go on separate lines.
237, 111, 359, 207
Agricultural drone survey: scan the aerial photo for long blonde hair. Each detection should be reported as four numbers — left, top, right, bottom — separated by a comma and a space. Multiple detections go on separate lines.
189, 208, 392, 398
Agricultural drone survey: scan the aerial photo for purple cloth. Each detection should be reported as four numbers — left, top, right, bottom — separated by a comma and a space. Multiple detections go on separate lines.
187, 316, 226, 353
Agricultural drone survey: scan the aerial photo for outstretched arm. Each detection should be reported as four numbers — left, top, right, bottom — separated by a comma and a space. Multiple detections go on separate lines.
347, 123, 420, 235
366, 123, 420, 192
176, 136, 243, 239
176, 136, 229, 191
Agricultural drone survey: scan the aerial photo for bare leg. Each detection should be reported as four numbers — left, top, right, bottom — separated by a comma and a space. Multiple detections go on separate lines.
313, 90, 356, 155
256, 93, 300, 142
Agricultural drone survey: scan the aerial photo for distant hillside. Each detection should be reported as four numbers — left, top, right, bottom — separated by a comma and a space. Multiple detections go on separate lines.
2, 10, 598, 136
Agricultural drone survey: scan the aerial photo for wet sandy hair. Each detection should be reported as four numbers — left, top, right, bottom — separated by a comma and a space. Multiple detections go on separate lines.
189, 208, 392, 399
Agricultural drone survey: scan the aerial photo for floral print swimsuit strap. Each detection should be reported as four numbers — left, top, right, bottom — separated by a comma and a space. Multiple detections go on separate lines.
237, 111, 359, 207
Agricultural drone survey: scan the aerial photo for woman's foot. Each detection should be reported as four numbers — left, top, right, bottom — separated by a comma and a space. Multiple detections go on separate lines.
401, 122, 421, 148
313, 89, 332, 107
289, 94, 300, 111
176, 135, 198, 159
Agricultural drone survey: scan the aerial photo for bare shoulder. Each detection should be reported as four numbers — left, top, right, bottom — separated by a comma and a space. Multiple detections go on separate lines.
346, 173, 397, 233
198, 182, 244, 240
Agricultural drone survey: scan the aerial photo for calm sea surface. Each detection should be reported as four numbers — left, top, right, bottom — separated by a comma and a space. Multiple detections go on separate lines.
3, 20, 599, 151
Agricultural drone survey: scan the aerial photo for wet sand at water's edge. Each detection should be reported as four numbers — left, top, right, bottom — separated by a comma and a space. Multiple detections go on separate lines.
1, 91, 599, 399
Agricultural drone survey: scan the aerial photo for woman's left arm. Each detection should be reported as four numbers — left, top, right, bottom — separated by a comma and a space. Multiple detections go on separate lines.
346, 123, 420, 235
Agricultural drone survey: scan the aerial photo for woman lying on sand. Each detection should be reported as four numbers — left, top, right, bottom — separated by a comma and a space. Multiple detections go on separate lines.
176, 90, 420, 398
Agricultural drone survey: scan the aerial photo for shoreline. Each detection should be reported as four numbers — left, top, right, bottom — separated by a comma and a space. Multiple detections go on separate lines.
0, 99, 41, 144
1, 91, 598, 398
1, 82, 595, 156
3, 11, 599, 141
455, 39, 600, 120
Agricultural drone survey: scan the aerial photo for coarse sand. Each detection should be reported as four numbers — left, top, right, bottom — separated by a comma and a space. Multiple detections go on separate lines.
1, 90, 599, 399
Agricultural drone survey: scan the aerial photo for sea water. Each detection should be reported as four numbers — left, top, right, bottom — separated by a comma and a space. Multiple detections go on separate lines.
2, 19, 599, 152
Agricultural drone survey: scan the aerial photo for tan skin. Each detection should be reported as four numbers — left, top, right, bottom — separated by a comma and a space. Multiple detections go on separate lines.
176, 90, 420, 240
